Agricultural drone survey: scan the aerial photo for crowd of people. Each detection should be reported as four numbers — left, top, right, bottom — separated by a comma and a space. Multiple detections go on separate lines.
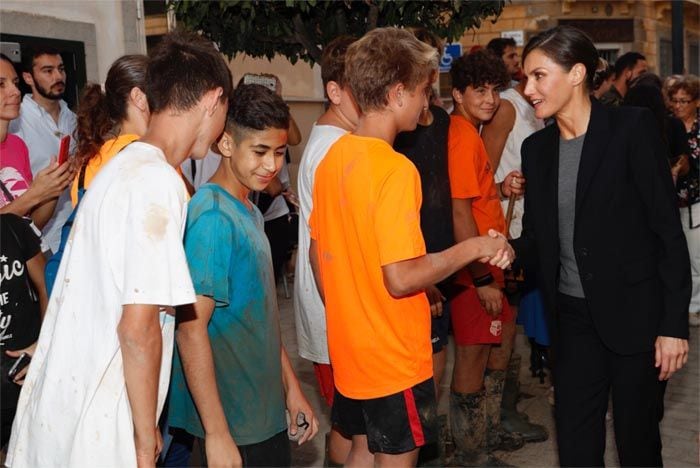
0, 22, 696, 468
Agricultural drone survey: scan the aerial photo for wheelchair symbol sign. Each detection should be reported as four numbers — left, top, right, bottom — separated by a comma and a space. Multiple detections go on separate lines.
440, 43, 463, 73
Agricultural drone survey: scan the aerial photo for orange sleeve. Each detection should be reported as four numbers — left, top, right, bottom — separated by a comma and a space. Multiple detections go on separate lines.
374, 157, 426, 266
448, 121, 482, 200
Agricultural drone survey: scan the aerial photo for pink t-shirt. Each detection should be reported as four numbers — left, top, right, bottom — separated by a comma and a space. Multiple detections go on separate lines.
0, 134, 33, 207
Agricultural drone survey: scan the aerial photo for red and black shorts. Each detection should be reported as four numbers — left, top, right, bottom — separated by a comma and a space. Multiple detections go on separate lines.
331, 378, 437, 454
451, 286, 514, 346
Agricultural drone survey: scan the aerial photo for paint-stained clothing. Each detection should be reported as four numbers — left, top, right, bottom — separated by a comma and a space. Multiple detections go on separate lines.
168, 184, 287, 445
6, 142, 195, 468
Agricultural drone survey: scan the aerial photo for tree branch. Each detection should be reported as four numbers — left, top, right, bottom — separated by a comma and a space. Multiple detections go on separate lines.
367, 2, 379, 31
292, 12, 323, 64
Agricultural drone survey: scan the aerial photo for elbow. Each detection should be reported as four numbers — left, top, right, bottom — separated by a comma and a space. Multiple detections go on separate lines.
383, 274, 412, 298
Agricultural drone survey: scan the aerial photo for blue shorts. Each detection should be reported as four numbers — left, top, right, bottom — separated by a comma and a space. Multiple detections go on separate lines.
431, 301, 451, 354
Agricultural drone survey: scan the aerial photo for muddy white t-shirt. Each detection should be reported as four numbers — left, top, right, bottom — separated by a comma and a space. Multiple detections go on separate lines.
6, 142, 195, 467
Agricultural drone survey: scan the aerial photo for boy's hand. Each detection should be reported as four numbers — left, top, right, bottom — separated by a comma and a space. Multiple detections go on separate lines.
425, 285, 445, 317
285, 387, 319, 445
205, 431, 242, 468
134, 426, 161, 468
501, 170, 526, 198
477, 284, 503, 318
476, 229, 514, 269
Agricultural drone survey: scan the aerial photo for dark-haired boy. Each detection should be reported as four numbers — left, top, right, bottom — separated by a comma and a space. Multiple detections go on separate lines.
168, 84, 318, 468
310, 27, 514, 467
293, 34, 358, 465
6, 31, 231, 467
447, 50, 526, 465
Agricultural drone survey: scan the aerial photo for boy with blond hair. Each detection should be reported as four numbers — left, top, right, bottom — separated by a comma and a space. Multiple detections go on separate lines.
310, 27, 514, 467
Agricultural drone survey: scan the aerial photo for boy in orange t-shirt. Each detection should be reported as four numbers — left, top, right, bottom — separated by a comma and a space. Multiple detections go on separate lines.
447, 50, 526, 465
309, 28, 515, 467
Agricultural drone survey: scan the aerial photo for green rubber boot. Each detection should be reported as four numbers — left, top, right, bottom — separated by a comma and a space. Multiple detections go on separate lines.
484, 369, 524, 452
500, 353, 549, 443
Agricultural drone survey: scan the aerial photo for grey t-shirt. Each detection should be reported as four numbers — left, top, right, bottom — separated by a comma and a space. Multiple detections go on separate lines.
558, 133, 586, 298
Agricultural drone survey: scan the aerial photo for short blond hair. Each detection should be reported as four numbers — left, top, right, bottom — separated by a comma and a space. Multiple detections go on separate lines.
344, 27, 438, 113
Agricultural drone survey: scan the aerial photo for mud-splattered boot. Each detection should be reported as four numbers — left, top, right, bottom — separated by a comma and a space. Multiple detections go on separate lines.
500, 354, 549, 443
449, 390, 512, 466
484, 369, 524, 452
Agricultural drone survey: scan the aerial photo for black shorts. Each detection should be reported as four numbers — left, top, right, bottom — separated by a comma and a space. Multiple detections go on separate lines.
431, 301, 451, 354
197, 430, 290, 467
331, 378, 437, 454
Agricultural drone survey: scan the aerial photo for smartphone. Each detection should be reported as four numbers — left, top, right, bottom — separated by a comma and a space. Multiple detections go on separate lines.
7, 352, 30, 382
242, 74, 277, 93
58, 135, 71, 165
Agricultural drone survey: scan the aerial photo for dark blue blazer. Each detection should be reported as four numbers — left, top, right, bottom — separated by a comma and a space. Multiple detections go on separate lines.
512, 99, 691, 354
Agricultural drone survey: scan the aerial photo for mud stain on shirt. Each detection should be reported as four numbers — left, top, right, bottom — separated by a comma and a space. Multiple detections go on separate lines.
143, 204, 169, 240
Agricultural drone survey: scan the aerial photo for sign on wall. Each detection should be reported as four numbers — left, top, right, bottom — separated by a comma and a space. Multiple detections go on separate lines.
440, 43, 463, 73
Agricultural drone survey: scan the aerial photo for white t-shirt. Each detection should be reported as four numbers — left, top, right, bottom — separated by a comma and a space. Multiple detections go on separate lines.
6, 142, 195, 468
180, 149, 221, 190
262, 159, 291, 222
495, 88, 544, 239
293, 124, 346, 364
10, 94, 77, 253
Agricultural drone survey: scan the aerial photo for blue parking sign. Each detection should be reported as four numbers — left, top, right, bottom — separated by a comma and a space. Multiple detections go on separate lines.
440, 43, 463, 73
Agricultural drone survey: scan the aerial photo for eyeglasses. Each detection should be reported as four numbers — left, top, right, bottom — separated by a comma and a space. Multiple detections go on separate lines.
670, 98, 693, 106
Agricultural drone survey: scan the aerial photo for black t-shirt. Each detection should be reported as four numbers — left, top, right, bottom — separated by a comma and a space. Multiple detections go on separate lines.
1, 214, 42, 408
394, 105, 454, 253
666, 115, 690, 160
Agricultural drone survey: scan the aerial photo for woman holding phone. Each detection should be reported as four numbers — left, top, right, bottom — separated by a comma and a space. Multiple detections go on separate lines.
512, 26, 690, 466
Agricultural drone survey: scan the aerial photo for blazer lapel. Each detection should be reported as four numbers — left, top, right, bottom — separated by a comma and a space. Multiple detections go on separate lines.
539, 124, 561, 253
576, 100, 612, 215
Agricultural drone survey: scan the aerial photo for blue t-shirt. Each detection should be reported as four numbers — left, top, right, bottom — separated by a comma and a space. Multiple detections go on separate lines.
168, 184, 286, 445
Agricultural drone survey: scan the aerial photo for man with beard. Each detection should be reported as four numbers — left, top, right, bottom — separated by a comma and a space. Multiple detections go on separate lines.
599, 51, 648, 107
10, 45, 76, 255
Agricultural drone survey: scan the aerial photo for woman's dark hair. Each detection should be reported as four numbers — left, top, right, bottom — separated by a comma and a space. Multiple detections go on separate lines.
592, 58, 613, 91
624, 83, 669, 148
522, 25, 599, 91
74, 54, 148, 169
450, 49, 509, 93
0, 53, 13, 64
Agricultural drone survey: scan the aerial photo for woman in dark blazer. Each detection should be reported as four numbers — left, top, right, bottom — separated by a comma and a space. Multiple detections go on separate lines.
511, 26, 691, 467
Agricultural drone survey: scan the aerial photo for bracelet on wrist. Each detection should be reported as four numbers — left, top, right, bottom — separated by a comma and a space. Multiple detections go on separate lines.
473, 272, 495, 287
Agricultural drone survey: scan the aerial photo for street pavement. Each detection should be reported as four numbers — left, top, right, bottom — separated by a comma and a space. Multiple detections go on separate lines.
280, 287, 699, 467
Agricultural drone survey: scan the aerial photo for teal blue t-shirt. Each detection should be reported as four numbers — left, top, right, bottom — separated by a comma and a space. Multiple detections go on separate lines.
168, 184, 286, 445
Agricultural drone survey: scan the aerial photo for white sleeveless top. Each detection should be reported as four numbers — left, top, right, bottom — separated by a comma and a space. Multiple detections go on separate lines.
496, 87, 544, 238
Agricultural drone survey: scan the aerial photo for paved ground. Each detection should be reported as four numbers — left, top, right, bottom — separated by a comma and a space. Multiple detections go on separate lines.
280, 288, 700, 467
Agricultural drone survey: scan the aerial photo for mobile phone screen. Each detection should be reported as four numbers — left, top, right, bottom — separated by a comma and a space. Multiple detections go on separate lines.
58, 135, 71, 165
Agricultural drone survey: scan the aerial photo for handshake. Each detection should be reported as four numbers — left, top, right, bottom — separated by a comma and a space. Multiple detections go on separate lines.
476, 229, 515, 270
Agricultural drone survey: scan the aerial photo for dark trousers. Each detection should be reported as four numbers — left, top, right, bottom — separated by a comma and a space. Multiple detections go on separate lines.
554, 293, 662, 467
197, 430, 291, 467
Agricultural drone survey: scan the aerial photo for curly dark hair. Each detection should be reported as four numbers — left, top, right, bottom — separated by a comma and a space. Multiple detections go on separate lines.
450, 49, 510, 93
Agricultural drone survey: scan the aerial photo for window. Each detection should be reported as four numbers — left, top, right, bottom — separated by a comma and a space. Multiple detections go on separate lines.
659, 39, 673, 77
689, 43, 699, 75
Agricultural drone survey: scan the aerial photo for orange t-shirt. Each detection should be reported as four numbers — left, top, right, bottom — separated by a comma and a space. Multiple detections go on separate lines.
70, 134, 139, 207
310, 134, 433, 399
448, 114, 506, 285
